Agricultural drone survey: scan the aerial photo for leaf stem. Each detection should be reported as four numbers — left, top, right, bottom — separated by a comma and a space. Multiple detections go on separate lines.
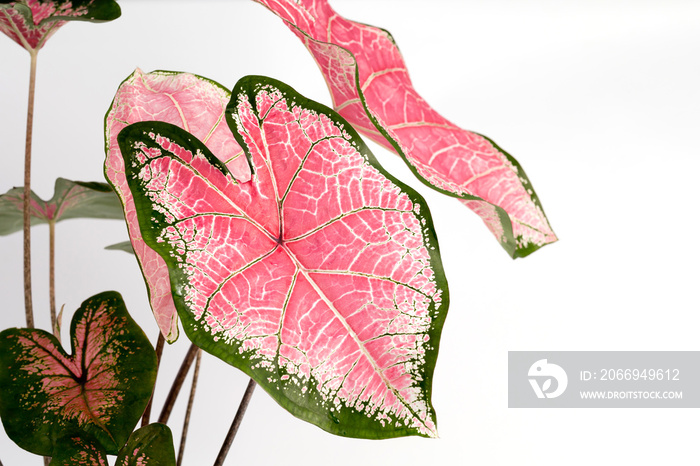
176, 348, 202, 466
158, 343, 198, 424
49, 220, 56, 331
213, 378, 257, 466
141, 332, 165, 427
23, 49, 38, 328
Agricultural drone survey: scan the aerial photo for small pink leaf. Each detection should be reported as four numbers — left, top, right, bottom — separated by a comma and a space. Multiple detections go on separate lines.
0, 0, 120, 52
253, 0, 557, 258
0, 291, 157, 456
118, 75, 449, 438
104, 69, 250, 342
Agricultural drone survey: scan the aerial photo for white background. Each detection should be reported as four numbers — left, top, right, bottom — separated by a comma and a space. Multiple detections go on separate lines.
1, 1, 699, 464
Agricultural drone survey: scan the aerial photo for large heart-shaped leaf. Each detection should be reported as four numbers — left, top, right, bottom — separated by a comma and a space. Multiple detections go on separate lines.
105, 68, 251, 343
0, 0, 120, 52
115, 423, 176, 466
49, 433, 108, 466
253, 0, 557, 258
0, 291, 157, 456
117, 75, 448, 438
0, 177, 123, 236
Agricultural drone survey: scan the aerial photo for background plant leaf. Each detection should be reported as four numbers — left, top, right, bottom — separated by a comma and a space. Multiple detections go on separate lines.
105, 240, 134, 254
0, 177, 124, 236
105, 68, 251, 343
118, 75, 449, 438
115, 424, 176, 466
0, 0, 120, 51
254, 0, 557, 258
49, 433, 108, 466
0, 291, 157, 456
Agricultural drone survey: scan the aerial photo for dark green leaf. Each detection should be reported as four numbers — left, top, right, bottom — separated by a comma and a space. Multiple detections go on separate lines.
0, 291, 157, 456
116, 424, 176, 466
49, 433, 108, 466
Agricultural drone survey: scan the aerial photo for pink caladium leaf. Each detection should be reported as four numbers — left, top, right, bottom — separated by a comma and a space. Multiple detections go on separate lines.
253, 0, 557, 258
104, 69, 251, 343
117, 75, 449, 438
0, 0, 120, 52
0, 177, 124, 236
115, 424, 176, 466
0, 291, 157, 456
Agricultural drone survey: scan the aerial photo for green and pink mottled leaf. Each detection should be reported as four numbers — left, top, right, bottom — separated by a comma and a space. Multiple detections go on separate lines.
49, 433, 108, 466
105, 68, 251, 343
0, 291, 157, 456
0, 0, 120, 52
115, 424, 176, 466
118, 75, 449, 438
254, 0, 557, 258
0, 177, 123, 236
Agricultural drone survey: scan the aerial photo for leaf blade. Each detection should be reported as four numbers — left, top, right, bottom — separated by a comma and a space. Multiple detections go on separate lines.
253, 0, 557, 258
115, 424, 176, 466
0, 0, 120, 51
104, 68, 251, 342
0, 291, 157, 455
118, 75, 449, 438
49, 433, 108, 466
0, 177, 124, 236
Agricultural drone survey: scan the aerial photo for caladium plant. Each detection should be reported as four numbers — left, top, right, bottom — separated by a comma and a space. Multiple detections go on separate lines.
0, 291, 157, 456
253, 0, 557, 258
0, 0, 120, 52
0, 177, 123, 236
0, 0, 562, 461
113, 75, 449, 438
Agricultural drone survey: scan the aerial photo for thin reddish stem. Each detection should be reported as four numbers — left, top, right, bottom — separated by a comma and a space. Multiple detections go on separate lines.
176, 348, 202, 466
23, 49, 38, 328
49, 220, 56, 331
158, 343, 198, 424
141, 332, 165, 427
213, 378, 257, 466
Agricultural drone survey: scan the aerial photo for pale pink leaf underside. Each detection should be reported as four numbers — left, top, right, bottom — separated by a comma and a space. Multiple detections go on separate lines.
254, 0, 557, 256
120, 77, 448, 437
105, 69, 250, 342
